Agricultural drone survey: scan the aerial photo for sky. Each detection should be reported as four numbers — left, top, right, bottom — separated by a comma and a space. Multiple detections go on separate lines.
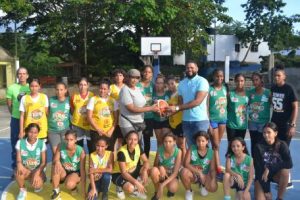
0, 0, 299, 32
224, 0, 300, 32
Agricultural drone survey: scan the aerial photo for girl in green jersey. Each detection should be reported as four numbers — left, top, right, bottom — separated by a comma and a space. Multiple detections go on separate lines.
226, 74, 249, 141
15, 123, 47, 200
48, 82, 70, 154
51, 130, 86, 200
248, 73, 271, 156
208, 69, 228, 175
223, 137, 254, 200
150, 133, 182, 200
180, 131, 217, 200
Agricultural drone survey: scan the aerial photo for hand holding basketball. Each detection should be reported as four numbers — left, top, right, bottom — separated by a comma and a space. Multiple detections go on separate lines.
157, 100, 169, 117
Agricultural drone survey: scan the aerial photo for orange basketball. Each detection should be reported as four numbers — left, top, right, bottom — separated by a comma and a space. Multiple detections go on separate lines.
157, 99, 169, 116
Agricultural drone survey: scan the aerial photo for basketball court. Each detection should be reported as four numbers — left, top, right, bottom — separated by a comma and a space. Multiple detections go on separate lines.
1, 105, 300, 199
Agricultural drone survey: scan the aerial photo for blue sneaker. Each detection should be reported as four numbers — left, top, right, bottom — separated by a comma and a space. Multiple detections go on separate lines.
17, 189, 27, 200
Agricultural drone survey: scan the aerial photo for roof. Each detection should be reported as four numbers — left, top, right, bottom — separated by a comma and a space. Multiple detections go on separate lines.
0, 46, 14, 61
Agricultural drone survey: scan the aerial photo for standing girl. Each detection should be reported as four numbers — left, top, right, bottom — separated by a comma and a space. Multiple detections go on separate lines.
112, 130, 150, 200
48, 82, 71, 154
15, 123, 47, 200
87, 79, 118, 152
70, 78, 94, 153
180, 131, 217, 200
208, 69, 228, 173
253, 122, 292, 200
248, 73, 270, 156
51, 130, 86, 200
88, 137, 113, 200
226, 74, 249, 141
223, 137, 254, 200
150, 133, 182, 200
152, 74, 170, 147
166, 75, 186, 161
137, 65, 155, 158
109, 69, 126, 153
19, 78, 49, 140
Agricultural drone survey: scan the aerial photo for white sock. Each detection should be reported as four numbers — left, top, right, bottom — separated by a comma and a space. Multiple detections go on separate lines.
288, 172, 291, 183
54, 188, 60, 193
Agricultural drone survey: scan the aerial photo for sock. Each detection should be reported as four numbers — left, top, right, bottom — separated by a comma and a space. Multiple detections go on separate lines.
20, 187, 26, 192
224, 195, 231, 200
288, 172, 291, 183
54, 188, 60, 193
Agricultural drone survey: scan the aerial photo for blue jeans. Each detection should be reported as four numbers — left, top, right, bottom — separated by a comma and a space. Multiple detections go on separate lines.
10, 117, 20, 169
182, 120, 209, 147
88, 172, 111, 199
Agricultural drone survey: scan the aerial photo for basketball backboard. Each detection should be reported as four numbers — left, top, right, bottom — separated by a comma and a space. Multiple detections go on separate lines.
141, 37, 171, 56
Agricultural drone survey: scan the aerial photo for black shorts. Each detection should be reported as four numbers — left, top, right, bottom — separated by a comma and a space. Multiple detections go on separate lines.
143, 119, 154, 137
60, 170, 81, 184
153, 120, 169, 129
113, 125, 124, 139
231, 179, 245, 192
112, 165, 141, 187
171, 124, 184, 137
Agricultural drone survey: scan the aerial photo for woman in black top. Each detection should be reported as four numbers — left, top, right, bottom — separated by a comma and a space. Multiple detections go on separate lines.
253, 122, 293, 200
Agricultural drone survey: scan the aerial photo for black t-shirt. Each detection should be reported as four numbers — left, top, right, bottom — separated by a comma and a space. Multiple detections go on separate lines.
117, 145, 145, 162
271, 83, 297, 124
253, 140, 293, 178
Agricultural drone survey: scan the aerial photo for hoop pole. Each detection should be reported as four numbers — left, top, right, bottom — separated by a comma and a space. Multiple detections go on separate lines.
153, 53, 160, 81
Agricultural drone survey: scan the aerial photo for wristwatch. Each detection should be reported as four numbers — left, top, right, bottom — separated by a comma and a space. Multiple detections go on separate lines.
175, 106, 180, 111
289, 122, 296, 128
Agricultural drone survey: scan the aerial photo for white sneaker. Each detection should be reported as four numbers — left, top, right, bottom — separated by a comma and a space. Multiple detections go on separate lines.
131, 190, 147, 200
116, 186, 125, 200
17, 189, 27, 200
185, 190, 193, 200
200, 185, 208, 196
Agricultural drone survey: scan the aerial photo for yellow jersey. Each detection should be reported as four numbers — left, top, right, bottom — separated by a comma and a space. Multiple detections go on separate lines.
168, 91, 183, 129
113, 144, 140, 173
23, 93, 48, 138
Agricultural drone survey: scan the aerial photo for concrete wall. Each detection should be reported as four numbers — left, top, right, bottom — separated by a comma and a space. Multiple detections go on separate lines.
207, 35, 271, 63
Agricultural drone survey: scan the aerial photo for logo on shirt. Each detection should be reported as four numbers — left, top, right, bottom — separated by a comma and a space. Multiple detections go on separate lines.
25, 158, 39, 170
31, 109, 43, 120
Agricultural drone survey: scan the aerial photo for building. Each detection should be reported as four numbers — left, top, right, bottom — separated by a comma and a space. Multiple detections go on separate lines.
0, 46, 15, 88
206, 35, 271, 63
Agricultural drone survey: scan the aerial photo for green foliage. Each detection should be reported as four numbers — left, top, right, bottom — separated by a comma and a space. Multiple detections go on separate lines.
260, 54, 300, 71
0, 0, 231, 76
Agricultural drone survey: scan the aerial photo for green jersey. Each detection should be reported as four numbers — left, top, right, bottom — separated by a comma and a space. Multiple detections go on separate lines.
190, 145, 213, 174
60, 143, 83, 172
209, 85, 227, 121
230, 154, 252, 185
6, 83, 30, 118
48, 96, 71, 132
158, 146, 179, 170
227, 90, 249, 129
137, 82, 154, 119
20, 139, 44, 170
248, 88, 270, 124
153, 91, 170, 122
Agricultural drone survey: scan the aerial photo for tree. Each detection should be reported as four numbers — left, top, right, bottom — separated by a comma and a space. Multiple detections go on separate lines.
240, 0, 300, 63
1, 1, 231, 75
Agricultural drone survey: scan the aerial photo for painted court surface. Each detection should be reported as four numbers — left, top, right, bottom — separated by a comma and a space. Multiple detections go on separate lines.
1, 105, 300, 199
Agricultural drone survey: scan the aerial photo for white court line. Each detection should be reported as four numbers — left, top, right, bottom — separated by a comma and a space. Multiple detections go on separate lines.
0, 176, 11, 179
0, 127, 9, 132
1, 181, 15, 200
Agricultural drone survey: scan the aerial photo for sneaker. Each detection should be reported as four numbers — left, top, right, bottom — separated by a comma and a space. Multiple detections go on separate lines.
34, 187, 43, 193
51, 189, 61, 200
151, 193, 158, 200
167, 191, 175, 197
185, 190, 193, 200
102, 192, 108, 200
286, 182, 294, 189
116, 186, 125, 200
17, 189, 27, 200
131, 190, 147, 200
200, 185, 208, 196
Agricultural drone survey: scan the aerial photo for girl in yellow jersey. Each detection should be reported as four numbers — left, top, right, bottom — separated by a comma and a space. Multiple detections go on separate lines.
87, 79, 118, 152
166, 75, 186, 161
109, 69, 126, 153
70, 78, 94, 153
112, 131, 150, 200
88, 137, 113, 200
19, 79, 48, 139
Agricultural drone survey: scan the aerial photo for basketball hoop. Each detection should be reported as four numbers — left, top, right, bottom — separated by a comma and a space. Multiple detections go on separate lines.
152, 51, 159, 59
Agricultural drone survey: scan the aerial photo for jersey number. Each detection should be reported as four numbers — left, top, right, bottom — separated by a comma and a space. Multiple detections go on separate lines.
272, 97, 283, 110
